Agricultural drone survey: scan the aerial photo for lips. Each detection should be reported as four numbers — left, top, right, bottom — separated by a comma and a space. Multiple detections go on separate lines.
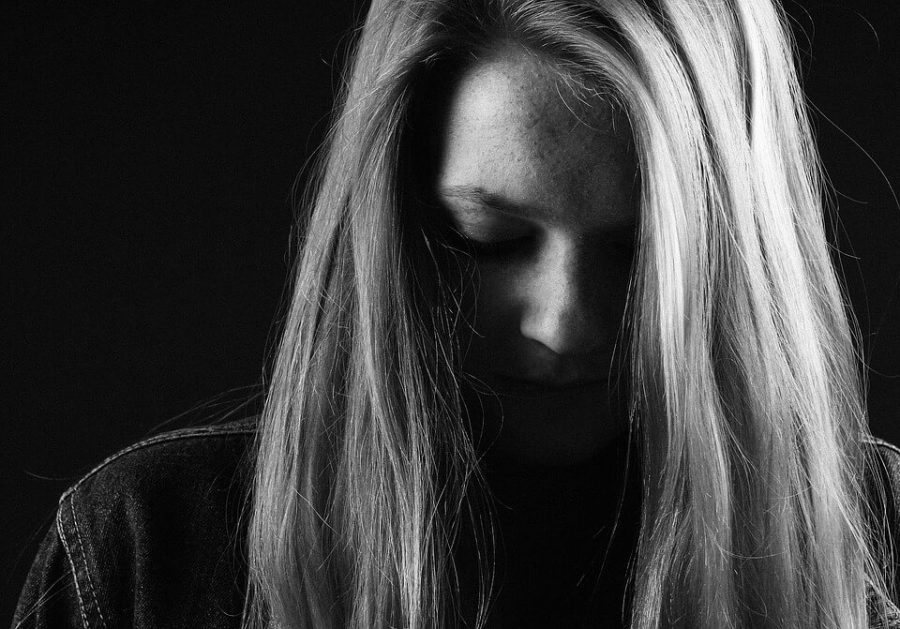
489, 373, 608, 396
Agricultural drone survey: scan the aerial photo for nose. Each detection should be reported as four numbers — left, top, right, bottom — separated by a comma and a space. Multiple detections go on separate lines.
519, 241, 610, 356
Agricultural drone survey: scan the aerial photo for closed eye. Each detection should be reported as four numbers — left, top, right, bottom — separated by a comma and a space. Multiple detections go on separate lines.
440, 216, 533, 258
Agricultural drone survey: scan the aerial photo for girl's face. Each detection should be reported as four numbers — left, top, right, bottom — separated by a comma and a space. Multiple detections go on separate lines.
434, 48, 638, 465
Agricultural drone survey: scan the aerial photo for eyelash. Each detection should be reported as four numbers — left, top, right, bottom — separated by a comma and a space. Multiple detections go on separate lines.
440, 224, 528, 257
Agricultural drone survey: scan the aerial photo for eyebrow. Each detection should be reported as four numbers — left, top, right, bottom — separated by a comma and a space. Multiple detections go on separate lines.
437, 185, 638, 236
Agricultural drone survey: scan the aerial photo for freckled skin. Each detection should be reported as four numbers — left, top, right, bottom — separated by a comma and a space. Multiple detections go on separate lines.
435, 48, 639, 465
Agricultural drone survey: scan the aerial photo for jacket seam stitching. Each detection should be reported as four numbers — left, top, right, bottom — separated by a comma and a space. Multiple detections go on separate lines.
69, 495, 108, 629
56, 503, 91, 629
867, 436, 900, 458
59, 425, 255, 504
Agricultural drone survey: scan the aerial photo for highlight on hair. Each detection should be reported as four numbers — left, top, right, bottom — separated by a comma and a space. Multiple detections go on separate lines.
245, 0, 896, 627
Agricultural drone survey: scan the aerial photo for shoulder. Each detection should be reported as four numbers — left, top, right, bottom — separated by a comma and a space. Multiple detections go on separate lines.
52, 417, 257, 629
60, 416, 257, 511
862, 436, 900, 629
866, 436, 900, 482
57, 417, 257, 554
861, 435, 900, 539
863, 434, 900, 525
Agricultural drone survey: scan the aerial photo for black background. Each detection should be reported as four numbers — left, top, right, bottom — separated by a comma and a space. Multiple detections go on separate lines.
4, 1, 899, 621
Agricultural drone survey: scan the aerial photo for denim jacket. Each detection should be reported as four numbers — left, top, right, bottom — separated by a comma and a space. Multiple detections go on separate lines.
12, 417, 900, 628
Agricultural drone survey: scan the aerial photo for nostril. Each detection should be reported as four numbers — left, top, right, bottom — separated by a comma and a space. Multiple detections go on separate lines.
520, 294, 607, 357
516, 236, 624, 357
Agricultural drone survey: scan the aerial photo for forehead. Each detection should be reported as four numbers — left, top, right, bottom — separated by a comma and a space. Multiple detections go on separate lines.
435, 47, 637, 228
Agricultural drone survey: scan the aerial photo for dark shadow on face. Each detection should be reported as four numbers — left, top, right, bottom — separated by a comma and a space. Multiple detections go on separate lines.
403, 45, 638, 466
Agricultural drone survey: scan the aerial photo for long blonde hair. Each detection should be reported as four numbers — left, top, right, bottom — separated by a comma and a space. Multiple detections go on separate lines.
245, 0, 895, 626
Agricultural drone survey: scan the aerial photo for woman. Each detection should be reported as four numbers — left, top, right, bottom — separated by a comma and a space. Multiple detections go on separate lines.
14, 0, 900, 627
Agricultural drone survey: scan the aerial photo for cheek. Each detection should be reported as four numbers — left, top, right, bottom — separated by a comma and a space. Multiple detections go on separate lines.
459, 263, 521, 361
